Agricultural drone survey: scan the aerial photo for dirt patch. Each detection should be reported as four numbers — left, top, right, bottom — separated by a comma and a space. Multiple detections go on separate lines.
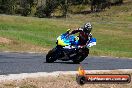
0, 37, 50, 53
0, 71, 132, 88
0, 37, 12, 44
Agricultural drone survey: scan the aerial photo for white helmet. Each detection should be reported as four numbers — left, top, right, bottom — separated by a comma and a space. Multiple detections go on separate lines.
83, 22, 92, 33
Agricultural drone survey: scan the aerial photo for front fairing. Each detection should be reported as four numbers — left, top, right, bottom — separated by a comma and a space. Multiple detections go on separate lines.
56, 32, 96, 48
57, 33, 78, 47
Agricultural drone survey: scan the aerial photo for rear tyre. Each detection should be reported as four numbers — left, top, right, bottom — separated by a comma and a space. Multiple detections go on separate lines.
72, 48, 89, 64
46, 48, 57, 63
72, 55, 86, 64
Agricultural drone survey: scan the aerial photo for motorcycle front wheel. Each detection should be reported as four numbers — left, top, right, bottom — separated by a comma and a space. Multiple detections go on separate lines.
46, 48, 57, 63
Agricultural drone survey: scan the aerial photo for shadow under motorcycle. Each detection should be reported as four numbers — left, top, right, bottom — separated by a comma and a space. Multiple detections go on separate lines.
46, 46, 89, 64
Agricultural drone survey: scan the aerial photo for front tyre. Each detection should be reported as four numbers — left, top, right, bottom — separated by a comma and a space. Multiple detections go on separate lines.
46, 48, 57, 63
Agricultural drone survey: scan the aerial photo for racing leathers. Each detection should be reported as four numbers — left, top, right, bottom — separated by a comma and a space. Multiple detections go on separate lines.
69, 28, 92, 46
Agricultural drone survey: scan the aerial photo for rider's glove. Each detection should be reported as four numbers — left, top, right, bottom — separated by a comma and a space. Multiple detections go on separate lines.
66, 29, 71, 33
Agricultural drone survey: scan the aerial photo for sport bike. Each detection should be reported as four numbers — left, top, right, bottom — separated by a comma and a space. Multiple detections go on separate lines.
46, 31, 96, 64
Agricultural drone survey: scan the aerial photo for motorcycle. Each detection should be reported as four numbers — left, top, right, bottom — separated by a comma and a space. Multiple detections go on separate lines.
46, 30, 96, 64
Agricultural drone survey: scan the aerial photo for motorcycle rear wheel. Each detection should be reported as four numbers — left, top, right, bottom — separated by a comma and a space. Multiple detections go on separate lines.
72, 48, 89, 64
72, 55, 86, 64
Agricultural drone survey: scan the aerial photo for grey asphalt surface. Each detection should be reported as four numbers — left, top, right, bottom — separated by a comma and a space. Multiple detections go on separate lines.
0, 52, 132, 75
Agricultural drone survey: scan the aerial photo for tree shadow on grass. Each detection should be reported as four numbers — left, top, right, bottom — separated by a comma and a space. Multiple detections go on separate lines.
74, 10, 92, 15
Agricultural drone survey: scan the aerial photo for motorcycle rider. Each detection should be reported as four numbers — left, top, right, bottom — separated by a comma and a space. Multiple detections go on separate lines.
67, 22, 93, 47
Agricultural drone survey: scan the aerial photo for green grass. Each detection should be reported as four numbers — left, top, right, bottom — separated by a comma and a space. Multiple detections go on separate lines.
0, 1, 132, 58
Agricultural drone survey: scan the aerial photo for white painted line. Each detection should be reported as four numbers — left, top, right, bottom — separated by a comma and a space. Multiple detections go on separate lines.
0, 69, 132, 82
100, 56, 132, 59
1, 51, 132, 59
